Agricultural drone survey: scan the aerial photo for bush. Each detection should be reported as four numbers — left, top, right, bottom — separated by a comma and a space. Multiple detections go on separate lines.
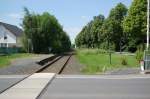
100, 42, 115, 51
135, 50, 143, 62
78, 49, 108, 55
135, 45, 144, 62
82, 65, 107, 74
96, 49, 107, 54
121, 57, 128, 65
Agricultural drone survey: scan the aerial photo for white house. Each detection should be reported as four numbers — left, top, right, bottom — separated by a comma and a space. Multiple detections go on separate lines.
0, 22, 23, 48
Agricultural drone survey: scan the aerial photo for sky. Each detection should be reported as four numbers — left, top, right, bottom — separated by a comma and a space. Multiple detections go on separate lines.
0, 0, 132, 43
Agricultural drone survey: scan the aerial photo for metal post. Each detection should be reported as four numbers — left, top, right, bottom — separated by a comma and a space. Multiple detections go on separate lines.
108, 38, 111, 65
147, 0, 150, 50
28, 39, 30, 53
109, 51, 112, 64
4, 32, 7, 54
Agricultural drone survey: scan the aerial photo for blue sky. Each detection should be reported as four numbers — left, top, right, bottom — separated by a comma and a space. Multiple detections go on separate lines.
0, 0, 132, 43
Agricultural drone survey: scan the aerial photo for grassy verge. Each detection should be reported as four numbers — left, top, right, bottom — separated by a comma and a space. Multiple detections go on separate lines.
76, 49, 139, 74
0, 53, 36, 68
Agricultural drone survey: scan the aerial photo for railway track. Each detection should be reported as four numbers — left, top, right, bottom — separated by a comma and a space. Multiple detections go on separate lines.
0, 54, 72, 94
36, 54, 72, 74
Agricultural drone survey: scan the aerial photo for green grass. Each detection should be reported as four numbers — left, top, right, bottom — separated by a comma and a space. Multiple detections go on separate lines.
76, 49, 139, 74
0, 53, 36, 68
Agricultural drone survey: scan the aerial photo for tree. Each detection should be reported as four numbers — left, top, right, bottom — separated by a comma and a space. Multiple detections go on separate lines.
90, 15, 105, 47
100, 19, 115, 50
103, 3, 127, 51
22, 8, 38, 53
22, 8, 71, 54
123, 0, 147, 52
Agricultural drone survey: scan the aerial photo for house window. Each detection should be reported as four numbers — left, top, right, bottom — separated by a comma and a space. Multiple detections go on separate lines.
4, 36, 7, 40
0, 43, 7, 47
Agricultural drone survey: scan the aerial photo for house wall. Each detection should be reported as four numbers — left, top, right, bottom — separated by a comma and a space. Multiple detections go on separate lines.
0, 25, 16, 47
16, 37, 22, 47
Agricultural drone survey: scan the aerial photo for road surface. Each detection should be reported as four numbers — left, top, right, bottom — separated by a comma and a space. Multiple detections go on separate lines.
0, 75, 28, 93
0, 74, 150, 99
38, 75, 150, 99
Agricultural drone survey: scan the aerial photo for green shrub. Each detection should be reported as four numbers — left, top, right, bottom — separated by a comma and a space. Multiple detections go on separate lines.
78, 48, 108, 55
135, 50, 143, 62
96, 49, 107, 54
121, 56, 128, 65
135, 45, 144, 61
82, 65, 105, 74
100, 42, 115, 51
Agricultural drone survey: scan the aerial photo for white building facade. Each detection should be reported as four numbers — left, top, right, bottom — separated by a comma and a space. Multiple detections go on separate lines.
0, 22, 23, 48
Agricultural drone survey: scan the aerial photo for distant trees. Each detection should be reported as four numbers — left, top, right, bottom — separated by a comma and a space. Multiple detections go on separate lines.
76, 3, 127, 51
75, 14, 105, 48
22, 8, 71, 54
76, 0, 147, 52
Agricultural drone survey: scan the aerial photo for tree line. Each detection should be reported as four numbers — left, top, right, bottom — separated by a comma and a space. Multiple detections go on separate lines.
75, 0, 147, 52
22, 8, 71, 54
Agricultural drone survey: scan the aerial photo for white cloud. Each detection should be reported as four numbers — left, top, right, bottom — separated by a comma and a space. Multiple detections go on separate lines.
8, 13, 22, 19
81, 15, 89, 21
81, 16, 87, 19
81, 15, 91, 25
0, 18, 2, 21
63, 27, 82, 44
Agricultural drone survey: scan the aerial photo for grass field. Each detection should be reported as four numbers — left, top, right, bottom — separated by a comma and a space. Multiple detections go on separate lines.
76, 49, 139, 74
0, 53, 36, 68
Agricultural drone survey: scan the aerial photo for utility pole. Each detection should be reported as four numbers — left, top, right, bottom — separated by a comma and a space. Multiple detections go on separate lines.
144, 0, 150, 71
147, 0, 150, 50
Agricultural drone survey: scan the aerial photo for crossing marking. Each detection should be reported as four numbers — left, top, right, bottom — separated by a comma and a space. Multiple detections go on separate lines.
0, 73, 55, 99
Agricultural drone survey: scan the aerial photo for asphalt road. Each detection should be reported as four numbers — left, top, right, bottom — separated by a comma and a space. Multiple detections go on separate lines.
0, 75, 28, 93
38, 75, 150, 99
